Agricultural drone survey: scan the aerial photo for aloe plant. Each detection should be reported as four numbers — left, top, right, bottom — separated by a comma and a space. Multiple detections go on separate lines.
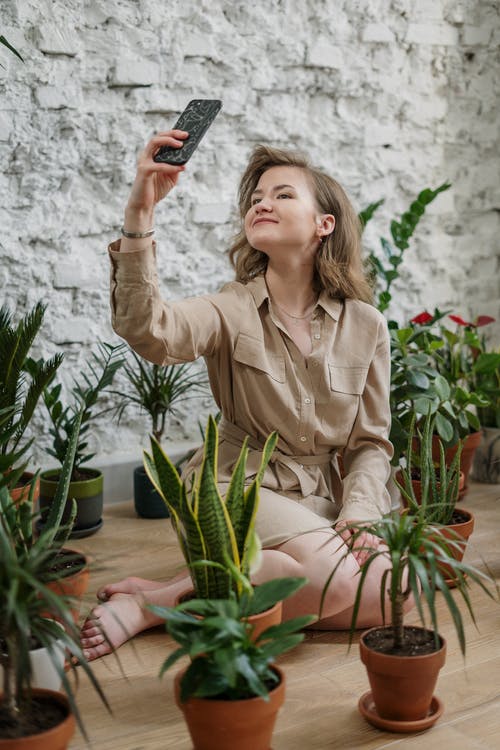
144, 414, 278, 599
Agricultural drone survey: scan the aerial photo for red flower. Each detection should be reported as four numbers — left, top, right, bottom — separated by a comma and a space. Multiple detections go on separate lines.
449, 314, 472, 327
475, 315, 495, 327
411, 311, 433, 325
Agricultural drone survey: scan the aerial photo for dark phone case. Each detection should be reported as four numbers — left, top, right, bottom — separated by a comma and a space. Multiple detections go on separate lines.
153, 99, 222, 165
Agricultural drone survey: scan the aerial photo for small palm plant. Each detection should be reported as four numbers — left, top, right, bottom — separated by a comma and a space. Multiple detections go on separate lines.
113, 352, 208, 443
0, 409, 110, 742
0, 302, 62, 491
322, 509, 496, 656
144, 414, 278, 599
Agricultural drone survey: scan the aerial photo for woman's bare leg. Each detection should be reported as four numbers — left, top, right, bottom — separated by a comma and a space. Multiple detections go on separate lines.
82, 527, 405, 660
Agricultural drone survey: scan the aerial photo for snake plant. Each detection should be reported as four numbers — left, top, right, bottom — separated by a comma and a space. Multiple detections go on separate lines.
143, 414, 278, 599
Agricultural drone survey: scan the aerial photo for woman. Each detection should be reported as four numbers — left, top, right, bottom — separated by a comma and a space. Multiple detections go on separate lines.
81, 129, 403, 661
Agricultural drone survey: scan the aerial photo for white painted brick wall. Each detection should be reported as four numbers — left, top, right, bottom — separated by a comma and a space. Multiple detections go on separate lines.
0, 0, 499, 481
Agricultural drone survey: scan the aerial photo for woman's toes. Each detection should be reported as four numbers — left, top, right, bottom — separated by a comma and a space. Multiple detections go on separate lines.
83, 642, 113, 662
81, 632, 105, 648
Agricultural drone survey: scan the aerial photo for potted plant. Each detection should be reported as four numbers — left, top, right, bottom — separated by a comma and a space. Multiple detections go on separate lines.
149, 577, 315, 750
470, 340, 500, 483
0, 302, 63, 502
396, 412, 474, 588
401, 311, 497, 488
321, 501, 497, 732
0, 409, 111, 746
112, 352, 207, 518
144, 415, 280, 637
37, 341, 125, 538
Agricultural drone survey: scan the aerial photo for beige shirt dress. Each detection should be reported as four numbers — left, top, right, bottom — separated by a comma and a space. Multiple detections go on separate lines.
109, 240, 394, 547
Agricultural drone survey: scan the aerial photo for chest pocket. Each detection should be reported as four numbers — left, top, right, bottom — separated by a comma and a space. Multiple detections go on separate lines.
329, 365, 368, 395
233, 333, 286, 383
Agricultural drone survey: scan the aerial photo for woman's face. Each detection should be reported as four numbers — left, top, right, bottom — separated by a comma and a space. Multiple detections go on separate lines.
244, 166, 329, 258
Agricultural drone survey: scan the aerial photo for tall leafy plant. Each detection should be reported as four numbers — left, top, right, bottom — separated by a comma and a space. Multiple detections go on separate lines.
360, 182, 451, 315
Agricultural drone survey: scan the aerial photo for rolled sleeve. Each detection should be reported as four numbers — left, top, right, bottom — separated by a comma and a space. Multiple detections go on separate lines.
337, 316, 393, 522
109, 239, 228, 365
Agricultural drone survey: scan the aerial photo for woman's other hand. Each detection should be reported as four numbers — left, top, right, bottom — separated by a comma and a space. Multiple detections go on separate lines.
335, 520, 381, 567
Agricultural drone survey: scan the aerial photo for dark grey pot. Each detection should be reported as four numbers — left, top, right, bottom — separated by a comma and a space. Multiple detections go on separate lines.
133, 465, 170, 519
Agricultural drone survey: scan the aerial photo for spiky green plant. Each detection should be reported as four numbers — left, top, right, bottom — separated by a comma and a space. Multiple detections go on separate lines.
112, 352, 208, 443
0, 408, 111, 742
143, 414, 278, 599
0, 302, 63, 491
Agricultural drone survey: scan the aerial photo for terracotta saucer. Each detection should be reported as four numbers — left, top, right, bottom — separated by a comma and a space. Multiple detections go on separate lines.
358, 691, 444, 733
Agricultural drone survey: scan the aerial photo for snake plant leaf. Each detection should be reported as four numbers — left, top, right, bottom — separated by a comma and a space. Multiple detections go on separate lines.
224, 438, 249, 558
144, 437, 182, 518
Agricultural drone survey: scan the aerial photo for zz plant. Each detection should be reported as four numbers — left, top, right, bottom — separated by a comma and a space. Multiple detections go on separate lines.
144, 414, 278, 600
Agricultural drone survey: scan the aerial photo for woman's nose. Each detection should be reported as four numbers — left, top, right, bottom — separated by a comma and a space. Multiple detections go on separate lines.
255, 198, 272, 212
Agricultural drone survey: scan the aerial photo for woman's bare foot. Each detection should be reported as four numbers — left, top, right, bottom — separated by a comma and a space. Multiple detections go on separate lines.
96, 576, 163, 602
80, 592, 163, 661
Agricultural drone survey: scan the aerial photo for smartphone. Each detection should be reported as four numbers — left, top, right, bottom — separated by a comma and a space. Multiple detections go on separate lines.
153, 99, 222, 165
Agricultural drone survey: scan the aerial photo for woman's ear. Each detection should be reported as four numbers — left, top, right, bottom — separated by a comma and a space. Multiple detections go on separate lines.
316, 213, 335, 239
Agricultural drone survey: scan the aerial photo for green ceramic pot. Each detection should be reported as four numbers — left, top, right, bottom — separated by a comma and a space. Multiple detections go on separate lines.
39, 468, 103, 538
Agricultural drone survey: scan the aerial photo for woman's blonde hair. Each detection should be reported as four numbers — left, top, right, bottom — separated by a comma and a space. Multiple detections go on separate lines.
228, 145, 372, 303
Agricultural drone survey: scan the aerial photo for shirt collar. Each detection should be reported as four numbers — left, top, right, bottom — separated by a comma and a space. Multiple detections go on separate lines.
246, 275, 342, 321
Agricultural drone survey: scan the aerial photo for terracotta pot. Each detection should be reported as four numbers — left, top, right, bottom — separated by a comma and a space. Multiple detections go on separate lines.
359, 626, 446, 722
431, 430, 482, 495
433, 507, 474, 586
470, 427, 500, 484
45, 549, 90, 623
174, 665, 285, 750
396, 469, 465, 508
175, 590, 282, 643
9, 471, 40, 506
0, 688, 75, 749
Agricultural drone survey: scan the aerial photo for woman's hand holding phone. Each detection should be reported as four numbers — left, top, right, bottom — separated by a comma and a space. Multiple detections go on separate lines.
121, 129, 188, 250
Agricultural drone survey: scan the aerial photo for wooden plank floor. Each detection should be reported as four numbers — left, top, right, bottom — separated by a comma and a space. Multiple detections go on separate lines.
68, 480, 500, 749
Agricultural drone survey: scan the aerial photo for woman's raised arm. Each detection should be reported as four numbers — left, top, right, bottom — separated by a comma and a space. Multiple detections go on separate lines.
121, 129, 188, 254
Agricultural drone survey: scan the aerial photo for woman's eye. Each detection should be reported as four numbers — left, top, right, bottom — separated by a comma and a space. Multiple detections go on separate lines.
251, 198, 261, 206
277, 193, 292, 199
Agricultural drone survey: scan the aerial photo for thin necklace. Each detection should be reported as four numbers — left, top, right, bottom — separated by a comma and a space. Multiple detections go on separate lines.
273, 300, 317, 325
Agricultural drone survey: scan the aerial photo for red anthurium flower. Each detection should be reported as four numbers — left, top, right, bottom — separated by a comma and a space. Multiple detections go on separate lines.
449, 314, 472, 327
474, 315, 495, 327
411, 311, 433, 325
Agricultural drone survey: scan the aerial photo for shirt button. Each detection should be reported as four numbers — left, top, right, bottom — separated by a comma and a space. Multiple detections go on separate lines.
313, 334, 321, 340
300, 436, 307, 442
304, 398, 311, 404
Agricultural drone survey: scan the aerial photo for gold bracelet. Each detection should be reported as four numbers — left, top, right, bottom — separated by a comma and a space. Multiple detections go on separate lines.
121, 226, 154, 238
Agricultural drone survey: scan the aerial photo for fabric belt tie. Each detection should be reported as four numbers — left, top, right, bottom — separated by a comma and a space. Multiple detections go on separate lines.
218, 418, 335, 497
